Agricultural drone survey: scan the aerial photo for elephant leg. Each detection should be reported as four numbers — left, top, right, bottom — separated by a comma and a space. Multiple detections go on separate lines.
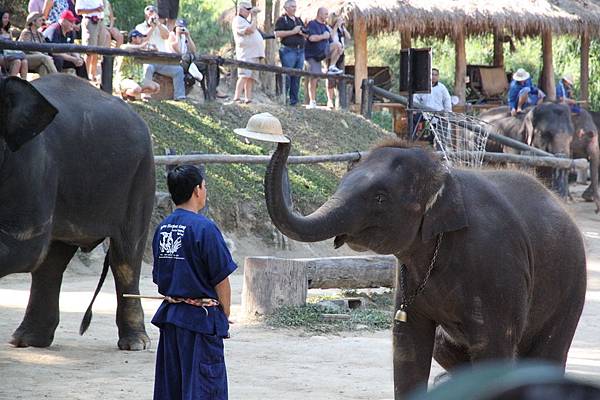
109, 236, 150, 351
432, 327, 470, 371
11, 242, 77, 347
393, 313, 436, 399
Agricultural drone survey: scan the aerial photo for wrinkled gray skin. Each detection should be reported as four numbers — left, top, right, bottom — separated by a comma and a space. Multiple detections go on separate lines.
480, 106, 527, 154
265, 140, 586, 398
0, 75, 155, 350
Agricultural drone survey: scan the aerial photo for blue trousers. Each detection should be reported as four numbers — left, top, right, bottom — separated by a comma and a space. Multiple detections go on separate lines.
279, 46, 305, 106
154, 324, 228, 400
144, 63, 186, 100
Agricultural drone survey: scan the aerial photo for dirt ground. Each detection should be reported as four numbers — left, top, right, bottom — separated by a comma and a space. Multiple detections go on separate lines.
2, 184, 600, 399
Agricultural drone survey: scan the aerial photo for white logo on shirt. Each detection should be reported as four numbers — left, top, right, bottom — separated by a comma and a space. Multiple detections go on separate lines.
158, 224, 186, 259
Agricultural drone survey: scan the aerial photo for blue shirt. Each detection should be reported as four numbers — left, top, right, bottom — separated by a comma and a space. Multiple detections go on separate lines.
556, 80, 572, 101
151, 208, 237, 337
304, 20, 330, 60
507, 78, 540, 110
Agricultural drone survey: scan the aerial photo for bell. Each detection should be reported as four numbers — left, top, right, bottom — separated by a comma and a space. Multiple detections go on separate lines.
395, 309, 407, 322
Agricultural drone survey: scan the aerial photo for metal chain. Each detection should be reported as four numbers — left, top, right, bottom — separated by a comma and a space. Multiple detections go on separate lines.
400, 232, 444, 311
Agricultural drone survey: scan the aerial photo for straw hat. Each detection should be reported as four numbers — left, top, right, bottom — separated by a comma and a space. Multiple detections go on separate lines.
513, 68, 530, 82
234, 113, 290, 143
562, 74, 574, 85
26, 12, 43, 26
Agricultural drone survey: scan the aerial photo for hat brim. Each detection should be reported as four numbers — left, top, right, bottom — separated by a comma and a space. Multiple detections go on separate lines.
234, 128, 290, 143
514, 73, 530, 81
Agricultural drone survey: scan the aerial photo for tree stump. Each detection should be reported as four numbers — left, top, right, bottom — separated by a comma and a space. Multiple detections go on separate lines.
241, 257, 307, 319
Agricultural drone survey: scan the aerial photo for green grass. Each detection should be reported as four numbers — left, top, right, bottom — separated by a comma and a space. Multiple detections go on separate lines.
130, 100, 393, 236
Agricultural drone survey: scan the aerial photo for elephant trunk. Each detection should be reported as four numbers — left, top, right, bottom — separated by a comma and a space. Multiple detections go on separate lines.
588, 137, 600, 214
264, 142, 350, 242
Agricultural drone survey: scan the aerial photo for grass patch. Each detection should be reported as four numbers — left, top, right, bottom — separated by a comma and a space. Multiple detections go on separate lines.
266, 290, 395, 333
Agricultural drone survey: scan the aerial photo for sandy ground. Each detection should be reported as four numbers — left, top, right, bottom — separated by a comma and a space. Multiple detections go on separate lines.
2, 183, 600, 399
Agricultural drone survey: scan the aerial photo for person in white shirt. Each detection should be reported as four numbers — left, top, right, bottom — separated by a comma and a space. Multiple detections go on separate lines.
413, 68, 452, 112
231, 1, 265, 103
135, 4, 186, 100
76, 0, 107, 81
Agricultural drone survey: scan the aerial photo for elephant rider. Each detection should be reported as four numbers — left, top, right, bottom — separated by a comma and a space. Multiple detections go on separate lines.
508, 68, 545, 116
151, 165, 236, 400
556, 74, 581, 114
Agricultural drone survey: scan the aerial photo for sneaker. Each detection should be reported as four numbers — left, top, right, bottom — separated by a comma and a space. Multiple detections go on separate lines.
307, 101, 317, 109
327, 66, 343, 74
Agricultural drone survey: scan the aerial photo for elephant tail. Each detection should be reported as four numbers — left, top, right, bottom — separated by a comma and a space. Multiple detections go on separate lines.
79, 249, 111, 335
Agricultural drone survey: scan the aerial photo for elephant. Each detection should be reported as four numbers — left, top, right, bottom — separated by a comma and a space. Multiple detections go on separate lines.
264, 139, 586, 398
481, 104, 600, 211
0, 74, 155, 350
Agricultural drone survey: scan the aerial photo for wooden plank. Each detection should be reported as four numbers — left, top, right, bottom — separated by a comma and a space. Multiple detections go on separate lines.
354, 18, 368, 105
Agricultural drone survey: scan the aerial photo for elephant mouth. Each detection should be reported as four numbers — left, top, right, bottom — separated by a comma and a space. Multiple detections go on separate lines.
334, 235, 347, 249
334, 233, 374, 252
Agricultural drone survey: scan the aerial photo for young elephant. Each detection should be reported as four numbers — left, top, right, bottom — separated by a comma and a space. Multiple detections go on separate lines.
264, 139, 586, 398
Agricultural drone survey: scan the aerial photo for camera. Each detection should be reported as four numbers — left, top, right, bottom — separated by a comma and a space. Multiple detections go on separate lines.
149, 16, 158, 24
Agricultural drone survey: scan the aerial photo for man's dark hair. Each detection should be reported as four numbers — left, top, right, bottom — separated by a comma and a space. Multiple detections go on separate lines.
167, 165, 204, 205
432, 68, 439, 74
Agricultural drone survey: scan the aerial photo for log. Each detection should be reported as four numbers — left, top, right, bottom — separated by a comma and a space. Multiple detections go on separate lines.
541, 30, 556, 101
493, 29, 504, 67
454, 28, 467, 105
303, 256, 397, 289
581, 30, 590, 104
353, 18, 368, 105
150, 73, 193, 100
241, 257, 308, 318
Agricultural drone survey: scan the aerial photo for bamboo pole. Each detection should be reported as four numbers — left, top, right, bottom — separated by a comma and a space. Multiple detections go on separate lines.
454, 28, 467, 105
353, 17, 368, 105
581, 29, 590, 104
541, 29, 556, 101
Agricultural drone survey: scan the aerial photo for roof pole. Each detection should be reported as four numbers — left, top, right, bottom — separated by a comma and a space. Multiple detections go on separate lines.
493, 29, 504, 67
580, 29, 590, 104
454, 27, 466, 105
353, 17, 368, 105
541, 29, 556, 101
401, 29, 411, 49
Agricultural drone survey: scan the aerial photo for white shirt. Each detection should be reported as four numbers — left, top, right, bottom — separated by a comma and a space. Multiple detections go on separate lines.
135, 21, 169, 53
414, 82, 452, 112
232, 15, 265, 60
75, 0, 104, 18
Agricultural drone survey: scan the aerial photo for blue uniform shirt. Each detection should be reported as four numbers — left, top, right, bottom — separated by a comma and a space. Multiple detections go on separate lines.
556, 80, 571, 101
151, 209, 237, 338
507, 78, 541, 111
304, 20, 330, 60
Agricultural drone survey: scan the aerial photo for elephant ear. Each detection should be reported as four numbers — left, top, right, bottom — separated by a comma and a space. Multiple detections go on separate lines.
421, 173, 469, 242
0, 77, 58, 152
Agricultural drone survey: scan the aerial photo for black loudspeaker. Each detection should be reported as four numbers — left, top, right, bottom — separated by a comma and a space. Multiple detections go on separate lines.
399, 48, 432, 94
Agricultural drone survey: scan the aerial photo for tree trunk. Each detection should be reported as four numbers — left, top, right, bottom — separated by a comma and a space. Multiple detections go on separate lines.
541, 30, 556, 101
304, 256, 397, 289
241, 257, 307, 318
493, 30, 504, 67
353, 18, 368, 105
581, 30, 590, 105
454, 28, 466, 105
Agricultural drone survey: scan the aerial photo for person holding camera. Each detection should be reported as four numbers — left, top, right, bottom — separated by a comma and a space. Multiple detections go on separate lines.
76, 0, 107, 81
274, 0, 306, 106
231, 1, 265, 104
326, 12, 350, 108
135, 4, 186, 100
305, 7, 343, 109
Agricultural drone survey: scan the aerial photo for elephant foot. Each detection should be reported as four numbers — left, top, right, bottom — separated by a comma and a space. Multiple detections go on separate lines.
10, 326, 55, 348
582, 190, 594, 202
118, 332, 151, 351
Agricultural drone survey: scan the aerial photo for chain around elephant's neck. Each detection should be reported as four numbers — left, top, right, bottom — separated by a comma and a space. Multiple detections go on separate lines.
396, 233, 444, 323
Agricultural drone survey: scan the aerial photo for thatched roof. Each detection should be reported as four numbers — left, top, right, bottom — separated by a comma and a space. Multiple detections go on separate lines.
295, 0, 600, 38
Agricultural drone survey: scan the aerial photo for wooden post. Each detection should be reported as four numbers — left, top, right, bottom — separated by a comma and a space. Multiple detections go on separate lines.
258, 0, 276, 96
100, 56, 114, 94
493, 29, 504, 67
241, 257, 308, 318
454, 28, 466, 105
338, 79, 348, 110
581, 29, 590, 104
206, 61, 218, 101
360, 78, 374, 118
354, 17, 368, 105
401, 30, 411, 49
541, 29, 556, 101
